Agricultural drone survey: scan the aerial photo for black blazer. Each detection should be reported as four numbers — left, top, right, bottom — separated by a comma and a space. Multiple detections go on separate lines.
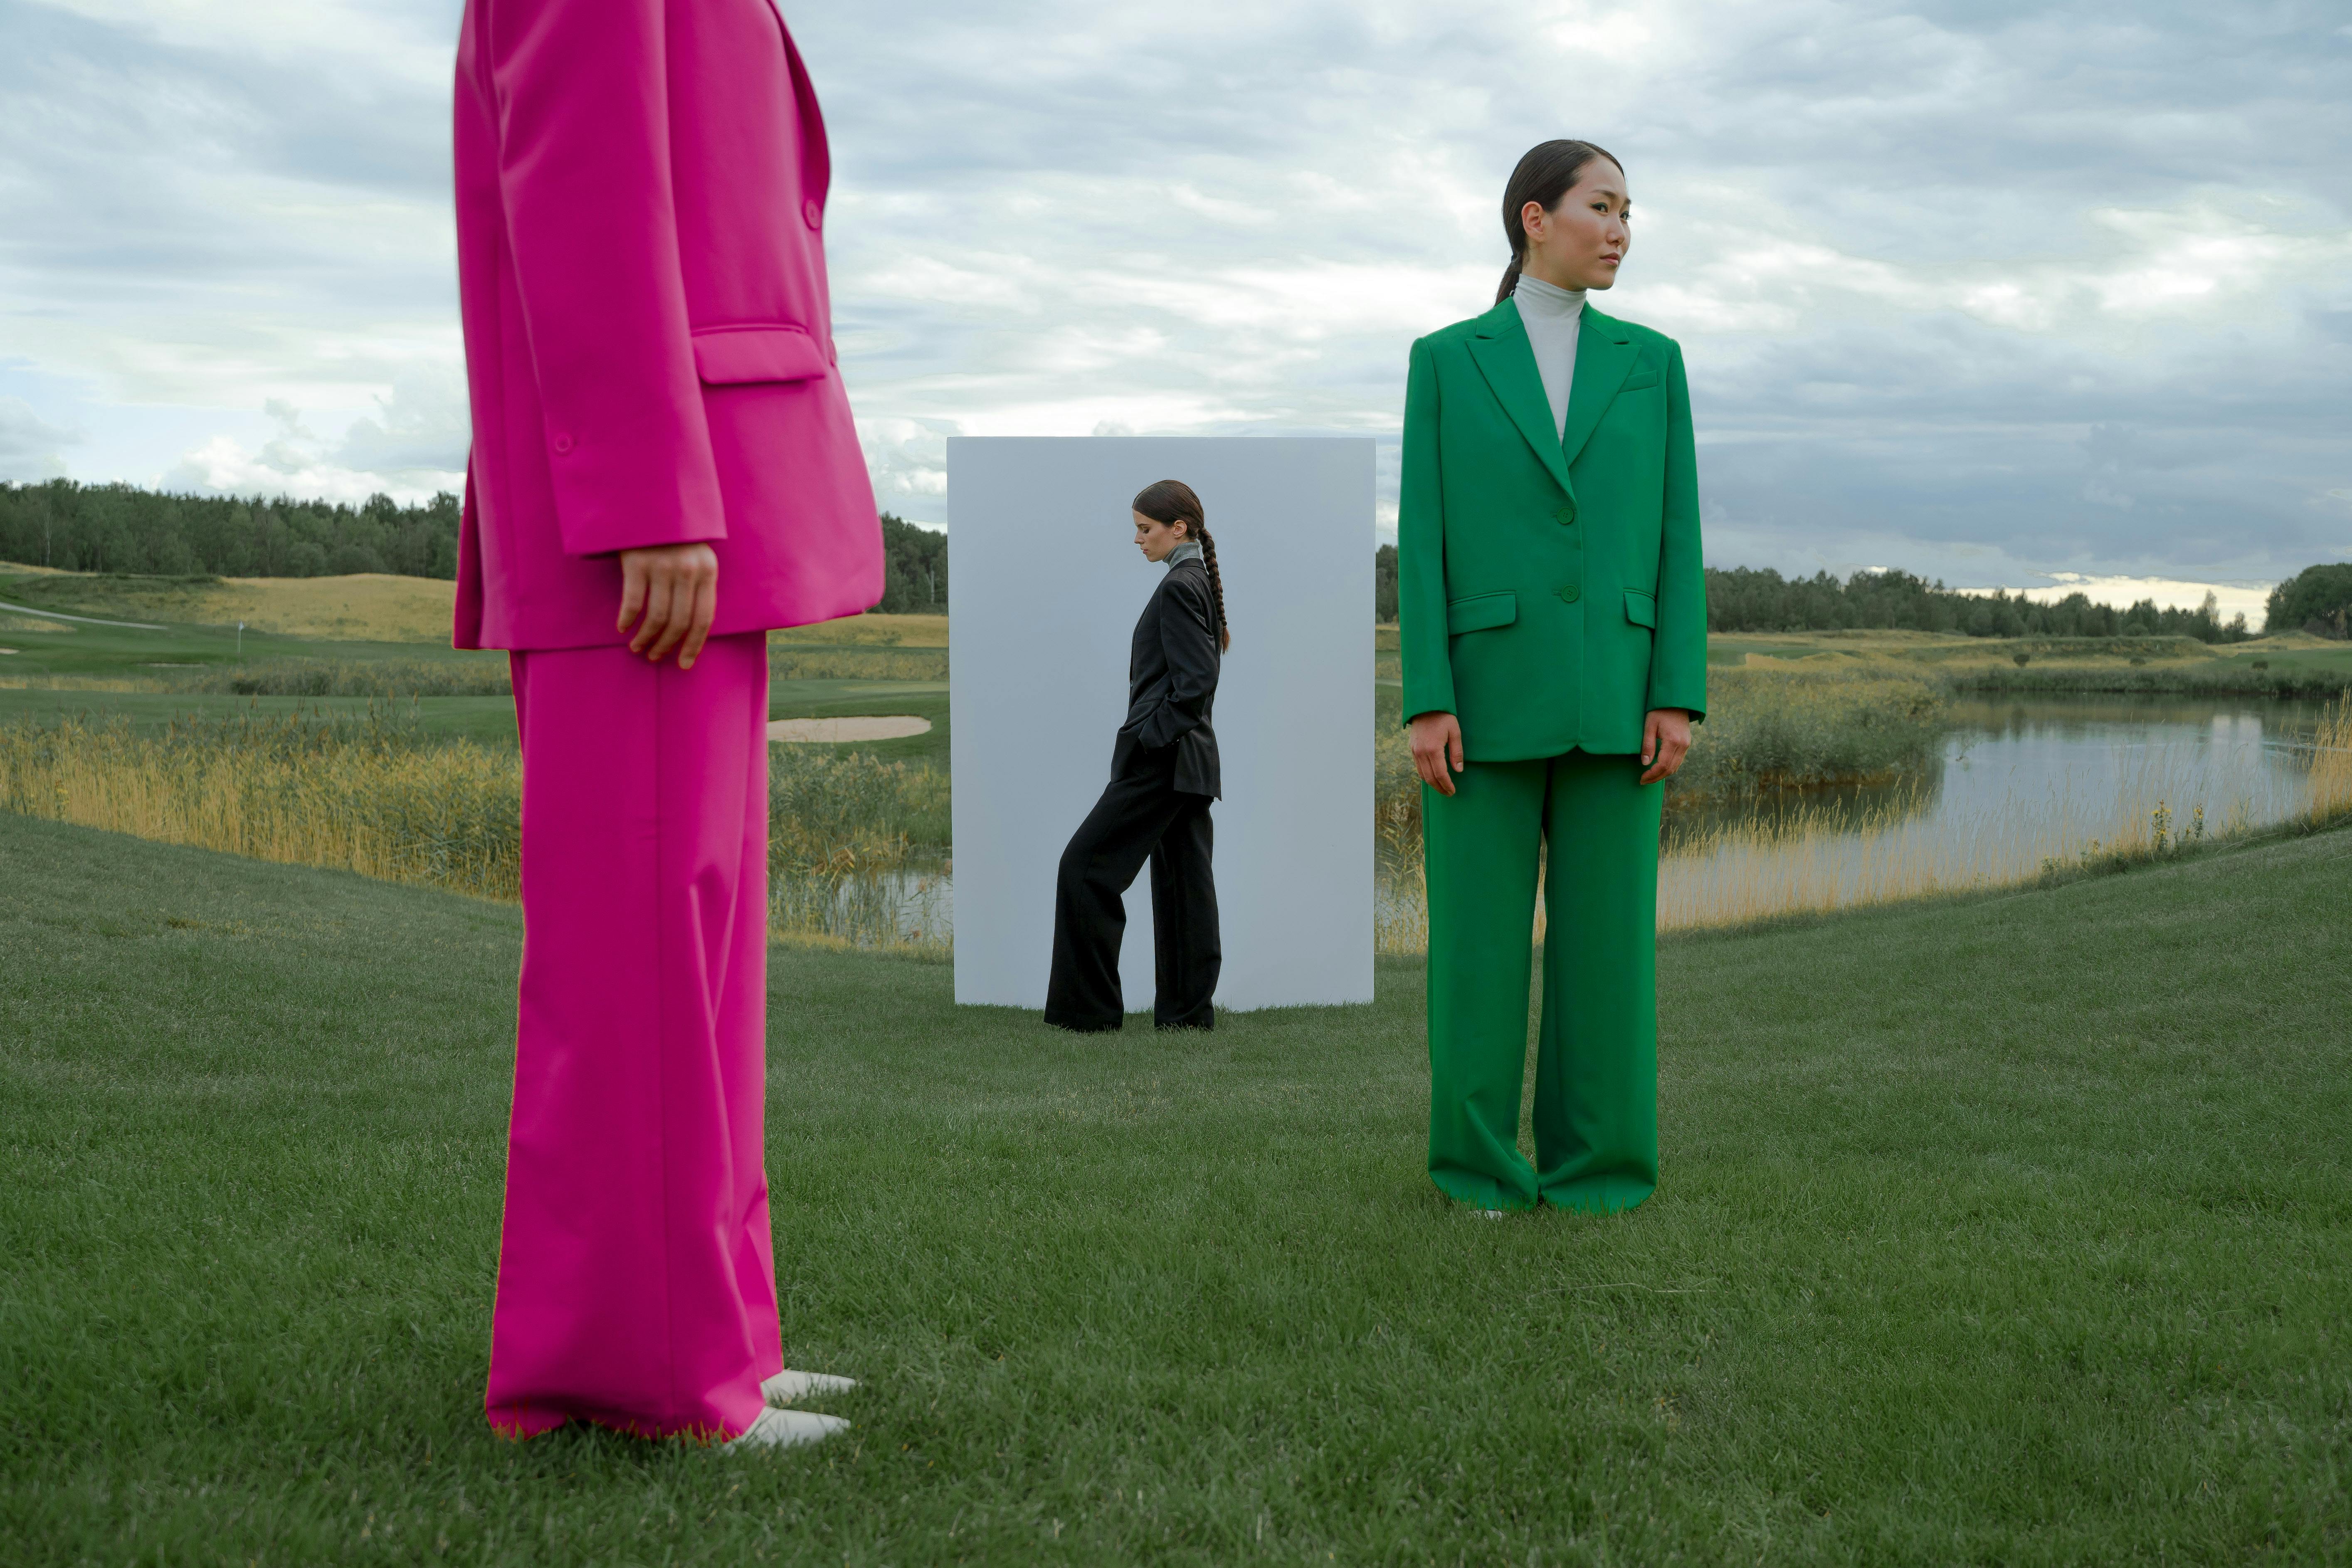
1111, 557, 1222, 798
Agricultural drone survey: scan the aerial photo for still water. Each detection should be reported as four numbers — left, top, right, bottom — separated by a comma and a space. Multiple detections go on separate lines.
796, 695, 2343, 950
1654, 694, 2343, 931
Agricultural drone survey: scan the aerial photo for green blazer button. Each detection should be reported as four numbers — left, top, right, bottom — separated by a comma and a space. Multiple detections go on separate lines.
1557, 584, 1581, 603
1553, 506, 1576, 525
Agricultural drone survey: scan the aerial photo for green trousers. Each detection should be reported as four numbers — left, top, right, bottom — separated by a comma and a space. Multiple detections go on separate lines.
1424, 749, 1662, 1213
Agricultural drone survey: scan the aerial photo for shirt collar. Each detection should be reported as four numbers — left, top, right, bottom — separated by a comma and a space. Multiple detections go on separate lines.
1513, 273, 1588, 319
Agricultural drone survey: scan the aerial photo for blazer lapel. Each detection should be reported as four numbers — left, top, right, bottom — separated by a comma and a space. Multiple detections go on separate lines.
1559, 307, 1636, 469
765, 1, 831, 207
1464, 303, 1575, 500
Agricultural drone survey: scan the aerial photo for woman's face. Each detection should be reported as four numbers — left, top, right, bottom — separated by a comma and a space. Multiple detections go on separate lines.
1133, 511, 1189, 562
1520, 158, 1629, 291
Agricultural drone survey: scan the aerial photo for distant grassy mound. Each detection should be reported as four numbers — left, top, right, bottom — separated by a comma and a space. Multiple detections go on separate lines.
0, 570, 459, 643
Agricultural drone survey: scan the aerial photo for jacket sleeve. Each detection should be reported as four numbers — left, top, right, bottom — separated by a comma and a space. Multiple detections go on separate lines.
485, 0, 726, 557
1397, 334, 1454, 723
1646, 340, 1708, 720
1133, 573, 1220, 751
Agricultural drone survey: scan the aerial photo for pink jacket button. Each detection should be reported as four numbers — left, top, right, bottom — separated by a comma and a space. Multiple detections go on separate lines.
802, 198, 822, 229
552, 434, 574, 454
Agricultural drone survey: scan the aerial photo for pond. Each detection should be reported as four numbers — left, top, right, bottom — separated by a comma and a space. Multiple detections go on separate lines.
782, 693, 2347, 952
1652, 694, 2347, 932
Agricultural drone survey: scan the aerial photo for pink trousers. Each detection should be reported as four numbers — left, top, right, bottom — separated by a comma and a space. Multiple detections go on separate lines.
484, 632, 781, 1440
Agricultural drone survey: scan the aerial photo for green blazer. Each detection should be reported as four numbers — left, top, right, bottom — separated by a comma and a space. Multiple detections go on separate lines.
1398, 298, 1708, 761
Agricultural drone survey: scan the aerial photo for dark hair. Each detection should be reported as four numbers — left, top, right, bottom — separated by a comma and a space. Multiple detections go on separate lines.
1496, 139, 1624, 304
1131, 479, 1230, 652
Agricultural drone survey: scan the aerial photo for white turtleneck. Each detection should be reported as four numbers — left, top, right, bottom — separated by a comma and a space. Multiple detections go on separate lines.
1513, 273, 1587, 440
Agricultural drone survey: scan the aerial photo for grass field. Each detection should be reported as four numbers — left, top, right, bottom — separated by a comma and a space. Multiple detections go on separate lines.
4, 812, 2349, 1564
0, 569, 953, 764
0, 569, 461, 642
1701, 627, 2352, 695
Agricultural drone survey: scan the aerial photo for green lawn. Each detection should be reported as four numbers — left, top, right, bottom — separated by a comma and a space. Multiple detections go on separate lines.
4, 815, 2351, 1564
0, 578, 479, 682
2215, 642, 2352, 678
769, 678, 950, 770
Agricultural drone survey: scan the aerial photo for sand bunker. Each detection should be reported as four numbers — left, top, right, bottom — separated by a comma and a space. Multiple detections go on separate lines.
766, 716, 933, 744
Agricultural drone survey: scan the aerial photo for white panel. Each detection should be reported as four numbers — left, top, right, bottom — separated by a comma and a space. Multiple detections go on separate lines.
949, 437, 1374, 1012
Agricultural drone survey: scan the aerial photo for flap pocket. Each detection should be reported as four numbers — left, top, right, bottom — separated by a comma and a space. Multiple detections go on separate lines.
1624, 589, 1658, 629
1446, 590, 1517, 636
1621, 369, 1660, 392
691, 324, 829, 385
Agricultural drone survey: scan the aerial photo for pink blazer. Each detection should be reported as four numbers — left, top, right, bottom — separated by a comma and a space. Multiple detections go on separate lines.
451, 0, 882, 651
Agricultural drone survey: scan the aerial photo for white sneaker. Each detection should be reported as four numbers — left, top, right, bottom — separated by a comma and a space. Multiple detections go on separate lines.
761, 1368, 859, 1405
1475, 1209, 1510, 1220
726, 1407, 848, 1450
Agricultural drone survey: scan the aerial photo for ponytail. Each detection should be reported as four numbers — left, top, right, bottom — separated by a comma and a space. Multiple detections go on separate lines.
1496, 255, 1525, 307
1130, 477, 1231, 652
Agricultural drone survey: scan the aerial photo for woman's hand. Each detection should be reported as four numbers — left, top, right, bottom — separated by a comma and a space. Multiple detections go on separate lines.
1410, 711, 1466, 796
1639, 708, 1693, 785
617, 543, 719, 669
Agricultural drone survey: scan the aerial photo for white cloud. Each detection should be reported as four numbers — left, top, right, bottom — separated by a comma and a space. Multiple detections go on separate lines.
334, 365, 469, 481
0, 396, 80, 479
164, 399, 459, 504
1957, 573, 2274, 626
0, 0, 2345, 588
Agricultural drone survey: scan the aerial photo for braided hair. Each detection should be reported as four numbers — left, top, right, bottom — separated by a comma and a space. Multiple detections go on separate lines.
1131, 479, 1230, 652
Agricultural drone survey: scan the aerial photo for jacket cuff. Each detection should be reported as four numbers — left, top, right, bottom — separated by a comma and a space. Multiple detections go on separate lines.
545, 428, 728, 556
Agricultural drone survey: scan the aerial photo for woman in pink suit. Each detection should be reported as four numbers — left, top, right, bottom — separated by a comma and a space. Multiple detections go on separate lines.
452, 0, 879, 1448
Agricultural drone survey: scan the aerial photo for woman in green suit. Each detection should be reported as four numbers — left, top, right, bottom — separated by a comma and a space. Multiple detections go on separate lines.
1399, 139, 1706, 1215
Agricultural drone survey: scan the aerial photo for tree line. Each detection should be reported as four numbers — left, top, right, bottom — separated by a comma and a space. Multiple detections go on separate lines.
1375, 546, 2347, 640
0, 481, 948, 615
1699, 565, 2258, 641
7, 480, 2340, 638
0, 479, 461, 580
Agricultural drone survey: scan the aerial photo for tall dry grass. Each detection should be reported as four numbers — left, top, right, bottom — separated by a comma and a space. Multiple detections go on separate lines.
1673, 669, 1945, 799
1656, 695, 2352, 930
1372, 694, 2352, 949
1371, 668, 1952, 949
766, 747, 950, 950
0, 612, 76, 636
0, 709, 953, 951
0, 709, 519, 896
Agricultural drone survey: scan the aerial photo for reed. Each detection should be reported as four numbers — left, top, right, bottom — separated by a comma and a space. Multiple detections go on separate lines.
1374, 694, 2352, 947
1373, 669, 1948, 849
766, 746, 952, 952
0, 710, 955, 952
1952, 661, 2352, 700
0, 709, 520, 898
1672, 668, 1946, 800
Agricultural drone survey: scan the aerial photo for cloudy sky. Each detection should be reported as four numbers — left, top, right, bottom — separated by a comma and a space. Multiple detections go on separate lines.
2, 0, 2347, 615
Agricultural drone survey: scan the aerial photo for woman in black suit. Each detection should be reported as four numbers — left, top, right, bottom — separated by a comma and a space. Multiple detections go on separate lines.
1045, 479, 1229, 1033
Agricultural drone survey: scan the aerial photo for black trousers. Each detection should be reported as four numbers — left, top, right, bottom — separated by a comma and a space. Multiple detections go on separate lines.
1045, 757, 1220, 1032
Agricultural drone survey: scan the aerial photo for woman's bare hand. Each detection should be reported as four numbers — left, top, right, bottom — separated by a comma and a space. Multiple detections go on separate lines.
617, 543, 719, 669
1410, 711, 1466, 796
1639, 708, 1693, 785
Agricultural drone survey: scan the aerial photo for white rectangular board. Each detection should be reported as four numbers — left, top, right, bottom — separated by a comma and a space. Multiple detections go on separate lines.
948, 437, 1375, 1012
